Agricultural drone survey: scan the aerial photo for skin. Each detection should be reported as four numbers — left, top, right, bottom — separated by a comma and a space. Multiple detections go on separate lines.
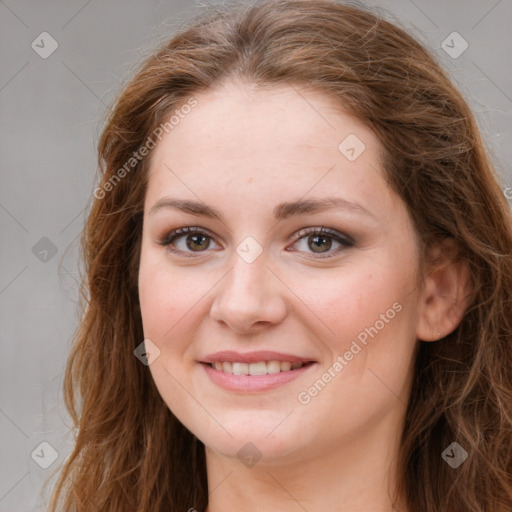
138, 79, 469, 512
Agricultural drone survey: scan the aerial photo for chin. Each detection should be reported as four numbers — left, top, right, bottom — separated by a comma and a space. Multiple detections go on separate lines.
197, 421, 311, 466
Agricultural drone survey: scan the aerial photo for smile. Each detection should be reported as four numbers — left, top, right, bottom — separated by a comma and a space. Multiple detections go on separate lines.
209, 360, 307, 375
200, 360, 317, 392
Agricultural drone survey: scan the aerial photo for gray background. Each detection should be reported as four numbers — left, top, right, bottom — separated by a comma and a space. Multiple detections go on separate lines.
0, 0, 511, 510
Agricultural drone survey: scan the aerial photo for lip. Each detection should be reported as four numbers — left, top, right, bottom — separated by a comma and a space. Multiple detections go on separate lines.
199, 360, 317, 393
200, 350, 316, 364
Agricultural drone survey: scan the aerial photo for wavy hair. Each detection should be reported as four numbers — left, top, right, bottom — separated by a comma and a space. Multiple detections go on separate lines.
46, 1, 512, 510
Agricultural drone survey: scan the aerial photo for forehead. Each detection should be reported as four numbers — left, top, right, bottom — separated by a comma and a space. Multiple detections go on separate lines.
154, 81, 376, 157
144, 82, 396, 222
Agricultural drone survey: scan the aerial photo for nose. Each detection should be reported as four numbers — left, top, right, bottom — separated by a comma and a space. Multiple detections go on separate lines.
209, 252, 289, 334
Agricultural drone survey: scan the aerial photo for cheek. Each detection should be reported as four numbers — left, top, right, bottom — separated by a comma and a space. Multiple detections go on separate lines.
305, 265, 411, 346
138, 248, 183, 343
296, 268, 417, 428
303, 257, 419, 400
138, 254, 198, 410
138, 247, 214, 360
138, 251, 225, 438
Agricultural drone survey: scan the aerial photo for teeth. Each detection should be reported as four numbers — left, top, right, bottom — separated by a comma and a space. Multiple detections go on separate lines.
210, 360, 305, 375
280, 361, 291, 371
249, 361, 267, 376
232, 362, 249, 375
267, 361, 281, 374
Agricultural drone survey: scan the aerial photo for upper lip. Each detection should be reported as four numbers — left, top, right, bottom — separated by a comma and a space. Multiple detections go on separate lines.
200, 351, 316, 364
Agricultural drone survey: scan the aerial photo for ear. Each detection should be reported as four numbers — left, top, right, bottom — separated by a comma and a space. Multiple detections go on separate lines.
416, 238, 472, 342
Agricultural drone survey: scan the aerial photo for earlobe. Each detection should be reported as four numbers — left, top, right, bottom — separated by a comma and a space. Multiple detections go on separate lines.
416, 239, 472, 342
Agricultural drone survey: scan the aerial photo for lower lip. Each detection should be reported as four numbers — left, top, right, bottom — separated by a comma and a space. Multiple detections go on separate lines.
200, 362, 316, 392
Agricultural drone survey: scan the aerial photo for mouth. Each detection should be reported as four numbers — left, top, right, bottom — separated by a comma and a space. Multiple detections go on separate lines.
203, 360, 315, 375
198, 352, 318, 392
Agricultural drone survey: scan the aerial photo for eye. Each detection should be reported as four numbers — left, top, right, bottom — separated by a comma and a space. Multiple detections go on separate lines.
157, 226, 219, 256
157, 226, 354, 258
287, 226, 355, 258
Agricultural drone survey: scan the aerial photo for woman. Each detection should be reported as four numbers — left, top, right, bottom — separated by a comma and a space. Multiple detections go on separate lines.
46, 0, 512, 511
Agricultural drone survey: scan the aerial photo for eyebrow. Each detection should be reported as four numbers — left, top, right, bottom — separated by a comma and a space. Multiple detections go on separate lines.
148, 196, 376, 221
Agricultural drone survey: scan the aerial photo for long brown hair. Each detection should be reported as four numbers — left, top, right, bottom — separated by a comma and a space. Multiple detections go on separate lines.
45, 1, 512, 510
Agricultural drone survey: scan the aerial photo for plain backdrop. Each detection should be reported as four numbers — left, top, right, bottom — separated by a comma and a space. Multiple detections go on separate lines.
1, 0, 511, 510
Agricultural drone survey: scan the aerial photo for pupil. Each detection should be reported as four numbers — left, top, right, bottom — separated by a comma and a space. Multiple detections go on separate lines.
188, 235, 208, 251
310, 235, 331, 252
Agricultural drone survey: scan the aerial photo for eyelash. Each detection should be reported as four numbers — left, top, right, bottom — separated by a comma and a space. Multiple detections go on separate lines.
157, 226, 355, 259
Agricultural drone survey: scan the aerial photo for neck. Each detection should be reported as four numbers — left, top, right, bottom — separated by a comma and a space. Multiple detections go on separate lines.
204, 411, 408, 512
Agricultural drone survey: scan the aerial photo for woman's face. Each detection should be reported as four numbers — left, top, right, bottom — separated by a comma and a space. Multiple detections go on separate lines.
138, 81, 423, 465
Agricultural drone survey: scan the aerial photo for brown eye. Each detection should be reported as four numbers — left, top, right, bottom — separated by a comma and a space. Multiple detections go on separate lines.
185, 233, 210, 251
308, 234, 333, 253
158, 225, 354, 259
289, 227, 355, 258
158, 227, 219, 256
